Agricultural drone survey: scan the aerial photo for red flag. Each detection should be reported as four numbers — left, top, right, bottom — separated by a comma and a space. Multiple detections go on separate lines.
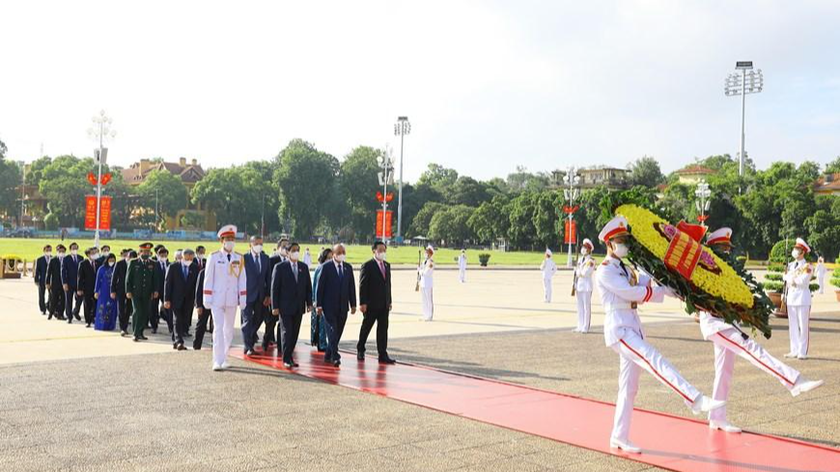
87, 173, 98, 186
100, 173, 112, 186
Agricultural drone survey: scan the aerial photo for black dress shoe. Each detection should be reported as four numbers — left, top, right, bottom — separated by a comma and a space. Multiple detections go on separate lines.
151, 329, 157, 334
140, 335, 149, 340
177, 344, 187, 351
357, 350, 365, 361
193, 346, 201, 351
283, 361, 293, 368
74, 314, 81, 321
47, 313, 53, 320
86, 323, 91, 328
67, 319, 73, 324
333, 360, 341, 367
379, 358, 396, 365
292, 361, 299, 367
133, 337, 141, 342
245, 349, 255, 357
120, 330, 128, 337
317, 347, 326, 353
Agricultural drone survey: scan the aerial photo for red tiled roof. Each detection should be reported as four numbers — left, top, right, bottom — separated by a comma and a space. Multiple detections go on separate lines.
122, 159, 205, 185
675, 165, 717, 175
814, 173, 840, 192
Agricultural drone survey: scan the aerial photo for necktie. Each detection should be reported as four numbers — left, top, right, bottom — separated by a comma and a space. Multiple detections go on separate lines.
293, 263, 298, 282
338, 263, 343, 278
256, 254, 261, 273
618, 260, 628, 277
379, 260, 386, 279
183, 265, 188, 279
227, 253, 231, 262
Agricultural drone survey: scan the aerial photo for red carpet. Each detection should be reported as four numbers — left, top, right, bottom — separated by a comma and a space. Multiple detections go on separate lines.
233, 347, 840, 472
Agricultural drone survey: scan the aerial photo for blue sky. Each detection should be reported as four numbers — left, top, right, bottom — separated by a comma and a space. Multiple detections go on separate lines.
1, 1, 838, 181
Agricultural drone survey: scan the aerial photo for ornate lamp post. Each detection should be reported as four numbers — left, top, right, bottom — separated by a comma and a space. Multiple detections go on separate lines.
394, 116, 410, 243
87, 110, 116, 247
695, 179, 711, 226
378, 149, 395, 242
562, 167, 581, 267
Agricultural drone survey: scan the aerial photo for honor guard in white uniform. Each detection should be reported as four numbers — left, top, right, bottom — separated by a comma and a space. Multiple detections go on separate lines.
698, 228, 823, 433
595, 216, 723, 454
203, 225, 248, 371
573, 238, 596, 333
419, 246, 435, 321
540, 249, 557, 303
458, 249, 467, 283
784, 238, 814, 360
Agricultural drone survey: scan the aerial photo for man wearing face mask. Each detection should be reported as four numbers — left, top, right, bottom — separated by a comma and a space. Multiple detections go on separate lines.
696, 228, 823, 434
61, 242, 83, 322
271, 242, 313, 367
573, 238, 596, 333
203, 225, 248, 371
263, 238, 289, 350
151, 247, 173, 335
194, 246, 206, 271
46, 244, 66, 320
76, 247, 99, 328
126, 243, 160, 342
164, 249, 200, 351
242, 236, 271, 356
111, 249, 133, 336
316, 243, 357, 367
96, 245, 111, 269
34, 244, 52, 316
357, 241, 395, 364
539, 249, 557, 303
595, 216, 723, 453
784, 238, 814, 360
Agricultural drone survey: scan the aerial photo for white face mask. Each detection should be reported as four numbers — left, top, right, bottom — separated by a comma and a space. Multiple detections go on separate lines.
335, 254, 346, 263
70, 249, 78, 256
581, 248, 589, 255
612, 243, 629, 258
124, 256, 130, 261
108, 261, 115, 267
45, 252, 52, 257
183, 259, 193, 267
90, 254, 99, 261
224, 241, 235, 252
289, 251, 300, 261
791, 249, 802, 259
101, 251, 110, 258
58, 253, 66, 259
252, 245, 263, 253
159, 257, 168, 264
197, 254, 205, 259
374, 251, 386, 261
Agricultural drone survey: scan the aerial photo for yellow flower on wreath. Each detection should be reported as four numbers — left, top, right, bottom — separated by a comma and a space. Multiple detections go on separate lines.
615, 204, 754, 308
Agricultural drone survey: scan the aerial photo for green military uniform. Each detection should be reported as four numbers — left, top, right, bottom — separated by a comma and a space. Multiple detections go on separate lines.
126, 245, 161, 340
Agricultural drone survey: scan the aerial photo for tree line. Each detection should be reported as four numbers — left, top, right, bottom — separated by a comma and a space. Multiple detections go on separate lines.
1, 136, 839, 259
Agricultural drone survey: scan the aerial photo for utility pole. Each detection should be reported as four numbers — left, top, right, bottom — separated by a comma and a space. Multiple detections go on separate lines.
725, 62, 763, 179
394, 116, 411, 243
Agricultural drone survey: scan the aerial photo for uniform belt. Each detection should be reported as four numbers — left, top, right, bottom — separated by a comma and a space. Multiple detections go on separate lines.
605, 302, 638, 311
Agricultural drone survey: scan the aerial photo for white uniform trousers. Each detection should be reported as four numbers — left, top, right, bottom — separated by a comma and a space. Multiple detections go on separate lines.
543, 278, 552, 302
459, 267, 466, 283
421, 287, 434, 321
708, 328, 800, 422
610, 330, 701, 442
576, 291, 592, 332
787, 305, 811, 357
212, 305, 237, 366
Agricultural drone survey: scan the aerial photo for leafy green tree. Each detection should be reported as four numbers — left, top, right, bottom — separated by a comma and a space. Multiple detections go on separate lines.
825, 156, 840, 174
0, 155, 22, 219
506, 166, 550, 193
0, 138, 6, 158
428, 205, 475, 246
804, 196, 840, 259
274, 139, 339, 239
38, 155, 95, 227
468, 195, 511, 244
409, 201, 446, 237
533, 191, 563, 249
191, 165, 276, 235
449, 176, 492, 207
136, 169, 188, 228
627, 156, 664, 188
507, 193, 539, 249
417, 163, 458, 194
338, 146, 382, 238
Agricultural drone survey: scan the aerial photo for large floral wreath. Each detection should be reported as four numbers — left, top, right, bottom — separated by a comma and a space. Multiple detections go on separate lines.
615, 204, 773, 338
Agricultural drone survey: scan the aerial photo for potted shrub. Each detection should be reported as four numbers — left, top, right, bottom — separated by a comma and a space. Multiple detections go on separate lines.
832, 257, 840, 302
478, 253, 491, 267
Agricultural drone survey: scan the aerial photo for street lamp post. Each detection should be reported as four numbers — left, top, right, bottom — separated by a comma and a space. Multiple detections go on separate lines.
695, 179, 711, 226
87, 110, 116, 248
725, 61, 763, 178
562, 167, 580, 267
394, 116, 411, 243
18, 161, 26, 228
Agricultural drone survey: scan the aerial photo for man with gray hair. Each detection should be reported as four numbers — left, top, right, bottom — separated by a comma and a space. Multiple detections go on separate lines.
164, 248, 200, 350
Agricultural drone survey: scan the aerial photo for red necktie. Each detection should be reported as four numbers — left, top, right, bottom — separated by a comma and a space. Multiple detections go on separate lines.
378, 260, 386, 279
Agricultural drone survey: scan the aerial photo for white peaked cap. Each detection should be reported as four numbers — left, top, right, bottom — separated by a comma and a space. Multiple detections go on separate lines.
598, 216, 629, 242
794, 237, 811, 253
217, 224, 237, 239
581, 238, 594, 250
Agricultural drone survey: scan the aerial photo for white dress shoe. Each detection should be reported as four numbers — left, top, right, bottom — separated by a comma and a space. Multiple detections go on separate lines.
797, 355, 808, 360
709, 420, 742, 433
691, 395, 726, 415
784, 352, 797, 358
791, 379, 824, 397
212, 363, 223, 371
610, 438, 641, 454
220, 362, 230, 370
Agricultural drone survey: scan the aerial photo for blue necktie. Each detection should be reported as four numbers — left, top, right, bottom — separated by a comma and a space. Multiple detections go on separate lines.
183, 265, 188, 279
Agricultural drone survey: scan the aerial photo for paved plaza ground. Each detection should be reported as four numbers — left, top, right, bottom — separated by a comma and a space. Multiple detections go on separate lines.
0, 268, 838, 471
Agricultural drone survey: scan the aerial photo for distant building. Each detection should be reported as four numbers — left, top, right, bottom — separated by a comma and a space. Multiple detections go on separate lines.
674, 165, 717, 185
813, 173, 840, 196
550, 166, 630, 191
122, 157, 215, 231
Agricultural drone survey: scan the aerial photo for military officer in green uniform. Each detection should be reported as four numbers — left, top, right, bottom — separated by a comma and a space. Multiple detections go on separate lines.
126, 242, 161, 342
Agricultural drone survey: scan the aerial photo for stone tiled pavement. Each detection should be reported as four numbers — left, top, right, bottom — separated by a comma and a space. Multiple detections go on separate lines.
2, 312, 838, 472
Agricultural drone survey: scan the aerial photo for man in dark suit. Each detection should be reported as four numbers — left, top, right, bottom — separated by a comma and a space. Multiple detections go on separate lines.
76, 247, 99, 327
243, 236, 270, 356
34, 244, 52, 316
271, 242, 312, 368
262, 239, 289, 350
61, 242, 82, 323
46, 244, 66, 320
111, 249, 133, 336
316, 243, 356, 367
151, 246, 171, 334
193, 267, 213, 350
357, 241, 395, 364
164, 249, 199, 350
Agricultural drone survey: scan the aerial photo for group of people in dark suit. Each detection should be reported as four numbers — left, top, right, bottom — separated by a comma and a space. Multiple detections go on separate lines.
34, 237, 397, 369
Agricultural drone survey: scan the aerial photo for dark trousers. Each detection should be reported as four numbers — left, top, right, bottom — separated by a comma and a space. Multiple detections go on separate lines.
193, 308, 213, 350
262, 313, 279, 351
132, 298, 151, 339
323, 311, 348, 362
82, 293, 95, 324
37, 283, 48, 313
65, 288, 81, 320
172, 303, 194, 346
357, 309, 390, 359
117, 292, 132, 332
49, 286, 65, 318
278, 311, 304, 363
151, 299, 173, 333
241, 299, 264, 352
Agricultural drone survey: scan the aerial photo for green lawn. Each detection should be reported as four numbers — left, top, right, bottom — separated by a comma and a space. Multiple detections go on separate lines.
0, 237, 559, 266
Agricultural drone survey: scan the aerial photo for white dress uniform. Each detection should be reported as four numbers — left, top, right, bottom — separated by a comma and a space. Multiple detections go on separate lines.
784, 242, 813, 358
303, 249, 312, 268
458, 253, 467, 283
203, 226, 248, 369
574, 239, 596, 333
815, 259, 826, 294
596, 217, 712, 449
540, 252, 557, 302
419, 252, 435, 321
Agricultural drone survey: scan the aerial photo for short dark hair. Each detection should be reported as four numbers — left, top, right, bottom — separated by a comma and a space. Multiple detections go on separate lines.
106, 253, 117, 262
101, 245, 110, 250
129, 250, 138, 258
56, 244, 66, 251
318, 248, 333, 264
372, 241, 386, 251
157, 247, 169, 255
43, 245, 52, 250
120, 249, 129, 255
289, 242, 300, 252
196, 245, 205, 252
69, 242, 79, 249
